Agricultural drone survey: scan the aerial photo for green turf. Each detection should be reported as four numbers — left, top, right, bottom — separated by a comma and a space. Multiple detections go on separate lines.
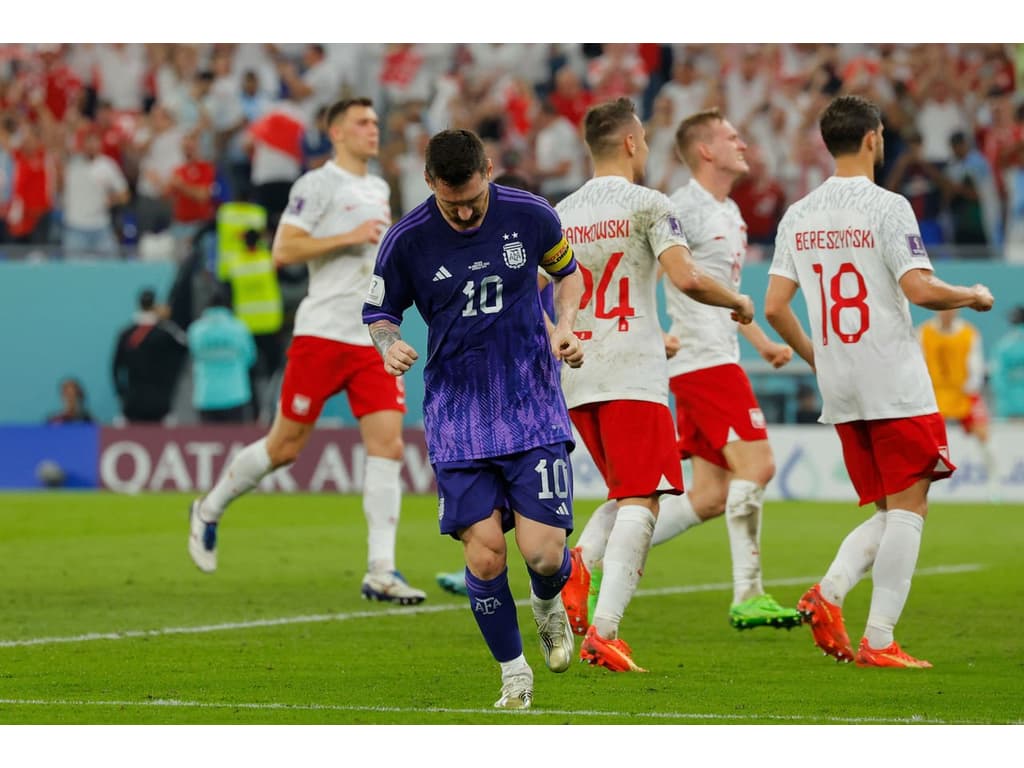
0, 493, 1021, 724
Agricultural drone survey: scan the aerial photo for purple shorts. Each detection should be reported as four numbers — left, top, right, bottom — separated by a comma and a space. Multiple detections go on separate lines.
433, 442, 575, 539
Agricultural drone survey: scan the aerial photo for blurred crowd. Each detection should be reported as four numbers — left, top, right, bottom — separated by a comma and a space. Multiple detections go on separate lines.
1, 42, 1023, 262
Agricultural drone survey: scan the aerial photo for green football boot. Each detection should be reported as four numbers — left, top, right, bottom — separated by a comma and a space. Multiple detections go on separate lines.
729, 593, 803, 630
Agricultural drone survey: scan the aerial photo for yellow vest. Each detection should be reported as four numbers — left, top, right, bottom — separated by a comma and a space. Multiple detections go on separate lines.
919, 320, 977, 419
216, 203, 283, 336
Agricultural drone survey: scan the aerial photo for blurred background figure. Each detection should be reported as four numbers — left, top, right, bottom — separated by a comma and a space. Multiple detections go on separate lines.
990, 305, 1024, 420
187, 285, 256, 424
919, 308, 996, 496
111, 287, 188, 424
62, 127, 129, 258
46, 377, 94, 424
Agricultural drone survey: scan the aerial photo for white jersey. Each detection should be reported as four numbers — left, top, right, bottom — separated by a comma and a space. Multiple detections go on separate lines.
555, 175, 689, 408
279, 161, 391, 345
665, 179, 746, 377
770, 175, 938, 423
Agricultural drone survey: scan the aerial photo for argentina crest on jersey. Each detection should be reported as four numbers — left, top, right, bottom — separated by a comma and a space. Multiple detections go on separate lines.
502, 232, 527, 269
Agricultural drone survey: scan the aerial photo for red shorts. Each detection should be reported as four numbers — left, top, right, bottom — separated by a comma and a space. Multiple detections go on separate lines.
669, 364, 769, 469
570, 400, 683, 500
278, 336, 406, 424
834, 413, 956, 506
960, 394, 990, 433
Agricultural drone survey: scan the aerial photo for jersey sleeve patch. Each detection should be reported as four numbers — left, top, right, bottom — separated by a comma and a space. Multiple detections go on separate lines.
366, 274, 385, 307
540, 237, 574, 276
906, 234, 927, 258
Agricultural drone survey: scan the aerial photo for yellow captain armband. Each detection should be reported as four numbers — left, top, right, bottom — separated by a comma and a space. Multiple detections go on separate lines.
540, 237, 574, 275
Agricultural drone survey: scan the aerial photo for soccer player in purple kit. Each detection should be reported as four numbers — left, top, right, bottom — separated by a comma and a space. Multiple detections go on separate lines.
363, 129, 585, 709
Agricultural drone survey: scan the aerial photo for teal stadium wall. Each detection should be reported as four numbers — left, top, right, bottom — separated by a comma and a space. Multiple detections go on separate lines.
1, 259, 1021, 426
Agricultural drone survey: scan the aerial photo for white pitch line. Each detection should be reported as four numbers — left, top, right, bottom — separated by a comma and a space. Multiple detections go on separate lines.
0, 564, 983, 650
0, 697, 990, 725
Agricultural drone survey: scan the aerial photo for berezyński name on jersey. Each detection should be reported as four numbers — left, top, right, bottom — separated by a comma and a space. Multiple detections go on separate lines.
770, 175, 938, 423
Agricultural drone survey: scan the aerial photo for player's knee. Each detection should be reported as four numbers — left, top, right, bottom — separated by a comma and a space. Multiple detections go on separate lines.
686, 488, 726, 520
466, 548, 507, 581
267, 431, 309, 466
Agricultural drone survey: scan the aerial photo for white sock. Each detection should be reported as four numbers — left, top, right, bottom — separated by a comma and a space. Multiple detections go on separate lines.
652, 493, 702, 546
201, 437, 273, 522
865, 509, 925, 650
593, 505, 655, 640
725, 479, 765, 604
364, 456, 402, 574
820, 511, 887, 606
530, 589, 559, 618
576, 500, 618, 573
499, 653, 530, 678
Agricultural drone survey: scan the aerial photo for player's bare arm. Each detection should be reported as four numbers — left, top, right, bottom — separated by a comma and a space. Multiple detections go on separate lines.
659, 245, 754, 324
368, 319, 419, 376
739, 321, 793, 368
272, 219, 388, 267
899, 269, 995, 313
764, 274, 815, 369
662, 331, 681, 359
550, 268, 585, 368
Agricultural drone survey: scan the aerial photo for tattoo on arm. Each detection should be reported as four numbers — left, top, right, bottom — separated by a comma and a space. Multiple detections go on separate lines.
369, 320, 402, 358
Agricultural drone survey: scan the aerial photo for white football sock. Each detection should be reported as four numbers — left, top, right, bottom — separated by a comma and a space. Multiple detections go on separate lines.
364, 456, 402, 574
651, 493, 703, 546
499, 653, 530, 678
576, 499, 618, 573
820, 511, 887, 606
865, 509, 925, 650
200, 437, 273, 522
725, 479, 765, 604
592, 505, 655, 640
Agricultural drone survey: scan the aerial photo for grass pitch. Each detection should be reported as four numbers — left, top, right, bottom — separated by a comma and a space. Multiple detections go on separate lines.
0, 492, 1021, 731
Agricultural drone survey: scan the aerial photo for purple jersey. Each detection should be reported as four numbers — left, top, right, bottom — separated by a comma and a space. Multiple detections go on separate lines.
363, 183, 578, 463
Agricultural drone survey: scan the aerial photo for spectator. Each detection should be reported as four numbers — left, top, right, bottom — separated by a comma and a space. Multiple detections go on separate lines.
94, 43, 145, 112
187, 286, 256, 423
586, 44, 648, 109
990, 305, 1024, 419
884, 131, 946, 245
275, 44, 339, 126
942, 131, 1001, 259
301, 105, 332, 171
166, 129, 218, 252
132, 104, 184, 235
532, 100, 586, 205
62, 127, 129, 258
112, 287, 188, 424
547, 65, 594, 128
731, 143, 786, 247
4, 119, 56, 245
245, 103, 304, 227
46, 377, 93, 424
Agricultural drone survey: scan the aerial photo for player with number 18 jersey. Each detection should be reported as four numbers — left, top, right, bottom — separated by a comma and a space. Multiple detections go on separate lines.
770, 176, 940, 424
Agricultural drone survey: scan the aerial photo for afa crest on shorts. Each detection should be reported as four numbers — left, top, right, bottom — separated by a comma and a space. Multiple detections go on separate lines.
502, 235, 527, 269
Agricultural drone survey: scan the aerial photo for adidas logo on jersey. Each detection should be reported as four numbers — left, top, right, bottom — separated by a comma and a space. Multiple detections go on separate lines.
433, 266, 453, 281
555, 502, 570, 517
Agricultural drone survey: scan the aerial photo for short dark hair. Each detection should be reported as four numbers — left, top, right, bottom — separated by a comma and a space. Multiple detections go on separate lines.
583, 97, 638, 159
138, 288, 156, 311
325, 97, 372, 128
819, 95, 882, 158
425, 129, 488, 187
675, 107, 724, 168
